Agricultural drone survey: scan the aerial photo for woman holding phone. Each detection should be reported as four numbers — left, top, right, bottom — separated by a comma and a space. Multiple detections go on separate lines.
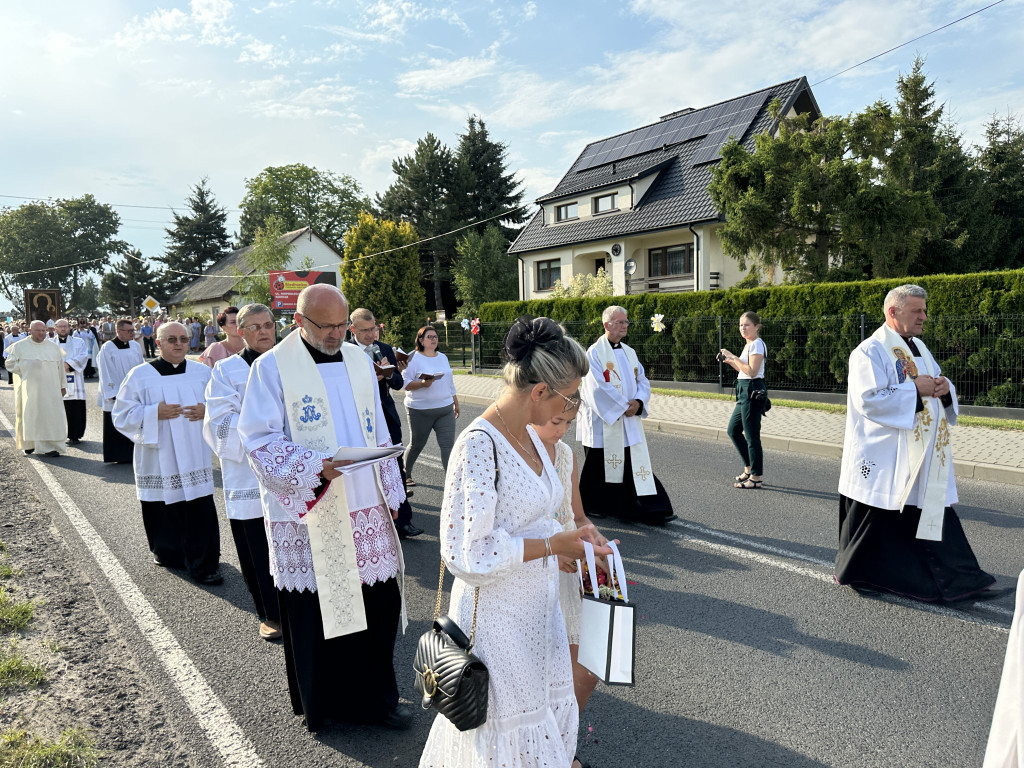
720, 311, 767, 489
402, 324, 459, 485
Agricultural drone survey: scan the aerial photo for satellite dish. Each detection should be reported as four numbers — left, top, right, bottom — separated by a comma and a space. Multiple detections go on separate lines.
624, 259, 637, 276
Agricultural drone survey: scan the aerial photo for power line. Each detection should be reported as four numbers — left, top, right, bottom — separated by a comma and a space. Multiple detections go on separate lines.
812, 0, 1007, 86
0, 194, 243, 213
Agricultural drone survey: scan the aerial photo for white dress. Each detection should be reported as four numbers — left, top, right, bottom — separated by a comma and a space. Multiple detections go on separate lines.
419, 418, 579, 768
554, 441, 582, 646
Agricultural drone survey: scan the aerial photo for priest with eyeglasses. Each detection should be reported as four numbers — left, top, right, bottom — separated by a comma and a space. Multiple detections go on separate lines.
113, 321, 222, 585
238, 284, 411, 732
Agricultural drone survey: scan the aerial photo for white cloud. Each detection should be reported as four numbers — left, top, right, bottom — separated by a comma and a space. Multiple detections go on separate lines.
522, 2, 537, 21
238, 39, 291, 67
396, 49, 499, 94
115, 0, 239, 49
241, 75, 359, 119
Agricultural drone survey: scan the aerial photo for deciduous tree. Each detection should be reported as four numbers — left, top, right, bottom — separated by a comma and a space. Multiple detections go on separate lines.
234, 216, 293, 307
452, 225, 520, 318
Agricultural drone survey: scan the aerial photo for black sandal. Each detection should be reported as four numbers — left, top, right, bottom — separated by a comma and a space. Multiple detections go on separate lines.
734, 478, 763, 489
734, 471, 751, 483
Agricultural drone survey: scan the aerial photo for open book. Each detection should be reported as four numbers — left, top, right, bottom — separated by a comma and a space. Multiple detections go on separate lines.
395, 348, 415, 365
418, 372, 445, 381
373, 361, 396, 376
331, 444, 405, 475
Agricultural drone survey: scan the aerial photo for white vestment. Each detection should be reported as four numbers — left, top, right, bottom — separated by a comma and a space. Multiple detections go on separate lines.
95, 340, 144, 411
50, 335, 88, 400
984, 570, 1024, 768
74, 329, 97, 363
238, 340, 407, 630
577, 340, 651, 449
3, 333, 24, 357
203, 354, 262, 520
4, 337, 67, 452
112, 360, 214, 503
838, 328, 959, 512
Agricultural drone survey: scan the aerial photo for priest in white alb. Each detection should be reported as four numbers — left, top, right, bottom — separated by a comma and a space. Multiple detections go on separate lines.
577, 305, 676, 525
6, 320, 67, 457
112, 322, 222, 585
203, 303, 281, 642
96, 318, 145, 463
238, 284, 411, 733
835, 284, 1003, 603
51, 318, 89, 445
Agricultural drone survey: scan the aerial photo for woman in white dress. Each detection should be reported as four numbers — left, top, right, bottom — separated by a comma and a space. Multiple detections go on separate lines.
419, 316, 615, 768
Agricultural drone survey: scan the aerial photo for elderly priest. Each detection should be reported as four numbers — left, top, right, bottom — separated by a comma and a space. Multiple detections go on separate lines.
112, 321, 222, 585
835, 284, 1003, 603
6, 320, 67, 457
51, 318, 90, 445
238, 284, 411, 732
95, 319, 145, 463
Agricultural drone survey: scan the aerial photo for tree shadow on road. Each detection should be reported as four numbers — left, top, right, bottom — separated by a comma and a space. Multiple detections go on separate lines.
956, 502, 1024, 530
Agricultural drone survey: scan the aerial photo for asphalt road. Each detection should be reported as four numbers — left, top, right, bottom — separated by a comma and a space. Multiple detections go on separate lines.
2, 379, 1020, 768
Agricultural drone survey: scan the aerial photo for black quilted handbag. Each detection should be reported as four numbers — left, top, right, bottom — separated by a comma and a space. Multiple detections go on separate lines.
413, 562, 488, 731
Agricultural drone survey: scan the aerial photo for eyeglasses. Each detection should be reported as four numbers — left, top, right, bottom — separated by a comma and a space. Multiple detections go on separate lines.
161, 336, 188, 345
241, 321, 276, 332
609, 319, 630, 326
553, 388, 583, 412
298, 314, 351, 333
423, 335, 438, 340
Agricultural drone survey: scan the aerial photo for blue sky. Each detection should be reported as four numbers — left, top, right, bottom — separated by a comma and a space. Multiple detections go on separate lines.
2, 0, 1023, 287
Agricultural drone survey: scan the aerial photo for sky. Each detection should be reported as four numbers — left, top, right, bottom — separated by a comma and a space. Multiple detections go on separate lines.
2, 0, 1023, 289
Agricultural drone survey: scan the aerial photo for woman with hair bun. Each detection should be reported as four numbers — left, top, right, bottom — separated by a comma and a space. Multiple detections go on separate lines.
200, 306, 245, 368
419, 316, 615, 768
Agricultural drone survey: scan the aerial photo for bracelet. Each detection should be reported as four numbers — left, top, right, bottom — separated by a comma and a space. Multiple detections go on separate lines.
543, 537, 552, 568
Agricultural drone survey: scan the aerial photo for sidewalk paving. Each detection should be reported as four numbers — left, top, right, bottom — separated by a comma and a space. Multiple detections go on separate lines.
449, 373, 1024, 487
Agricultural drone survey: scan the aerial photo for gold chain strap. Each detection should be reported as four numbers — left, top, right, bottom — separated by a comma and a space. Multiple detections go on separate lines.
433, 558, 480, 652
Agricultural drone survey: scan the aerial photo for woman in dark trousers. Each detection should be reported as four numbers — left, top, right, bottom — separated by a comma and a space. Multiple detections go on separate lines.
721, 311, 767, 489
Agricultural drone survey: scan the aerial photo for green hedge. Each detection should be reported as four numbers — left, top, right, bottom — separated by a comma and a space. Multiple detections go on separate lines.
477, 269, 1024, 406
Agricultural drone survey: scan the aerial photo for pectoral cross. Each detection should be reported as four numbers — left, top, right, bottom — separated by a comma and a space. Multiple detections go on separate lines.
606, 453, 623, 469
635, 466, 651, 482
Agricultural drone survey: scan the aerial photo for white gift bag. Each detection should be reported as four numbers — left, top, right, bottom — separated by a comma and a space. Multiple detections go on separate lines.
577, 540, 635, 686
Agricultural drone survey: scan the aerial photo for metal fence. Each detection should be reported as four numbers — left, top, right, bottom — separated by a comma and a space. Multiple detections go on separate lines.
466, 314, 1024, 408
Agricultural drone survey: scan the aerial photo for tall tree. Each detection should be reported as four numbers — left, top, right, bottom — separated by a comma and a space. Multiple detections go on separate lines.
977, 112, 1024, 269
158, 178, 231, 297
452, 225, 520, 318
100, 249, 163, 315
234, 216, 293, 307
0, 195, 124, 312
238, 164, 370, 250
377, 133, 461, 314
455, 116, 527, 242
341, 212, 425, 349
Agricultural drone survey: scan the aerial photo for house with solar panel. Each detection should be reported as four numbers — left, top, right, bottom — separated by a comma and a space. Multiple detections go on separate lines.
509, 77, 821, 297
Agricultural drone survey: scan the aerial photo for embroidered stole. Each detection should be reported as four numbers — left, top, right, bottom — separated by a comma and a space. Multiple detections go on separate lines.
594, 336, 656, 496
873, 324, 952, 541
275, 331, 386, 638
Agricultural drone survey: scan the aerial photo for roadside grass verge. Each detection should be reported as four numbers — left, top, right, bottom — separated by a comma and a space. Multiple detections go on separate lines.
0, 640, 46, 693
0, 589, 32, 634
0, 727, 98, 767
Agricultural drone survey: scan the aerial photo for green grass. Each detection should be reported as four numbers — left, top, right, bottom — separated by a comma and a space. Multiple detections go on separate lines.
0, 590, 33, 634
0, 641, 46, 693
0, 728, 98, 768
0, 561, 13, 580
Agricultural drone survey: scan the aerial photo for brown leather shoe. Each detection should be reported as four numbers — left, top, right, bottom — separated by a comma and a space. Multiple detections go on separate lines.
259, 620, 282, 641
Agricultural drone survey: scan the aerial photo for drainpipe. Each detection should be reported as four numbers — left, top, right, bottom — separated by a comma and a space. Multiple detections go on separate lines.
518, 256, 525, 301
688, 224, 701, 292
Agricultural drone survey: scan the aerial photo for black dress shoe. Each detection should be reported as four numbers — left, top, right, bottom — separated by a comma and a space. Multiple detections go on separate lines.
66, 438, 81, 445
23, 449, 34, 455
381, 703, 413, 730
396, 523, 424, 539
968, 586, 1014, 602
42, 451, 61, 457
196, 571, 223, 585
852, 585, 882, 597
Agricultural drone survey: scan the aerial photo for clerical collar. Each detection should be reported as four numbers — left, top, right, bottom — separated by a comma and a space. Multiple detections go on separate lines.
610, 341, 623, 349
240, 346, 263, 367
150, 357, 186, 375
112, 338, 130, 350
58, 335, 69, 342
301, 335, 344, 364
902, 336, 921, 356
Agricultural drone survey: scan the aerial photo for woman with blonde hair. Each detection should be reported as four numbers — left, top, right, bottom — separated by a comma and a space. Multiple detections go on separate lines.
720, 311, 767, 489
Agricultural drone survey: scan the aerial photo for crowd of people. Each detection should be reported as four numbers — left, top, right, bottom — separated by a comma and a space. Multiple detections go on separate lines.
0, 283, 1020, 766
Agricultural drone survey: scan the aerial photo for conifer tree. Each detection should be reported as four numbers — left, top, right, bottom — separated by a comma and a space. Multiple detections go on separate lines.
452, 225, 519, 318
977, 113, 1024, 269
341, 212, 425, 348
158, 178, 231, 296
455, 116, 526, 242
100, 249, 163, 315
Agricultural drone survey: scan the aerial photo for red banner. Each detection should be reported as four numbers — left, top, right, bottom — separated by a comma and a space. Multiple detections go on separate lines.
268, 270, 335, 311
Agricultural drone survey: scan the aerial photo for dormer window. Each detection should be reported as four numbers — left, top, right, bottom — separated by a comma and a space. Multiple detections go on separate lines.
555, 202, 578, 222
593, 193, 618, 214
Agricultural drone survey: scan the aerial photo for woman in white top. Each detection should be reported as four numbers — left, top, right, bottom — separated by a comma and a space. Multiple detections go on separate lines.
418, 315, 614, 768
402, 325, 459, 484
720, 311, 767, 489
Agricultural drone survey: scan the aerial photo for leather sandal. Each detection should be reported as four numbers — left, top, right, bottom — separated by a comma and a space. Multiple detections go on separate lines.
734, 478, 763, 489
734, 471, 751, 483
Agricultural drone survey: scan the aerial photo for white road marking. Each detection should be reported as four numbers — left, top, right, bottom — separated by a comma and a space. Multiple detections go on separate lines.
0, 410, 264, 768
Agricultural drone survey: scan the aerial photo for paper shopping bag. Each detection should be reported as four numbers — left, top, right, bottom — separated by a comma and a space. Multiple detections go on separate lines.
577, 541, 635, 686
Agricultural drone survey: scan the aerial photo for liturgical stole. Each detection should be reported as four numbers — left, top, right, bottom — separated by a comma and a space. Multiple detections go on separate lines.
276, 330, 391, 638
874, 324, 952, 541
594, 335, 657, 496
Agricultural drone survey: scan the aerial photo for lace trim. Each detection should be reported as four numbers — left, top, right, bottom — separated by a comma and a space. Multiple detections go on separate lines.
351, 504, 400, 585
225, 488, 261, 501
215, 416, 232, 443
137, 468, 214, 491
377, 439, 406, 509
269, 520, 317, 592
248, 438, 325, 511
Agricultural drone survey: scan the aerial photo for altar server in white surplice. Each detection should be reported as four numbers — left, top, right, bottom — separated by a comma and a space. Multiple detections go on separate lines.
238, 284, 410, 733
50, 318, 89, 445
75, 320, 98, 378
96, 319, 145, 463
835, 284, 1002, 604
577, 305, 676, 526
203, 303, 281, 642
112, 322, 222, 585
6, 321, 67, 456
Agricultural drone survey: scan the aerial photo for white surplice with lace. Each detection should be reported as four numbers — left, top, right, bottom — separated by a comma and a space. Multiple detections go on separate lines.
419, 418, 578, 768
